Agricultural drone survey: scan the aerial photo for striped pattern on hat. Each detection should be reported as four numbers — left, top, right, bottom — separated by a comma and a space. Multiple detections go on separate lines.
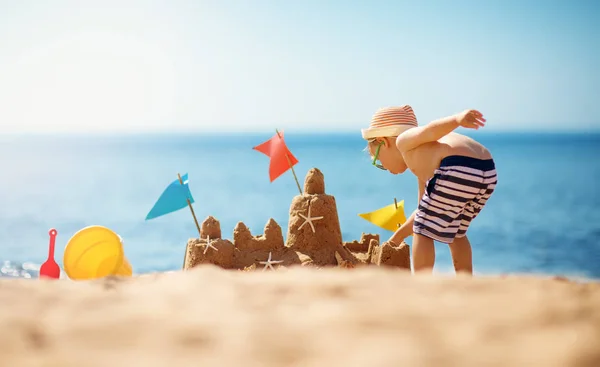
370, 105, 418, 129
361, 105, 418, 140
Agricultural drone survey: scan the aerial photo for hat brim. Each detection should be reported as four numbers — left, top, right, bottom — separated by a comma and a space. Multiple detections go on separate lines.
361, 125, 413, 140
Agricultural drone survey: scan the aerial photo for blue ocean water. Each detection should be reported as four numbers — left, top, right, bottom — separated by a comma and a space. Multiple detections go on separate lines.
0, 132, 599, 279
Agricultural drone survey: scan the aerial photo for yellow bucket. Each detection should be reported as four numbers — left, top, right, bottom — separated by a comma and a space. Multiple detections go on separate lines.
63, 225, 133, 280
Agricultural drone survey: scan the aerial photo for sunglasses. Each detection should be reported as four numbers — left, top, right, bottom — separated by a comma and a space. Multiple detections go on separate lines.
371, 141, 386, 170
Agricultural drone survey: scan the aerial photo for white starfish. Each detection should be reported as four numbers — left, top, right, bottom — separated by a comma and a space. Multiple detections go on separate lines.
259, 252, 284, 271
298, 205, 324, 233
203, 235, 219, 255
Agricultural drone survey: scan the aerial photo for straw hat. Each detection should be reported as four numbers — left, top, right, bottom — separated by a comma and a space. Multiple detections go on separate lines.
361, 105, 418, 140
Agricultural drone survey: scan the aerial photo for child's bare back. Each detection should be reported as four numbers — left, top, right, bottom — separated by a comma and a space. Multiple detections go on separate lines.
402, 132, 493, 183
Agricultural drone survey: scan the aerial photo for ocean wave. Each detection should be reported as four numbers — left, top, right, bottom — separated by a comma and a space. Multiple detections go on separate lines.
0, 260, 40, 279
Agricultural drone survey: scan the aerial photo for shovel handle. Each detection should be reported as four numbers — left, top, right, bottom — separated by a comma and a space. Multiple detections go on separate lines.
48, 228, 57, 259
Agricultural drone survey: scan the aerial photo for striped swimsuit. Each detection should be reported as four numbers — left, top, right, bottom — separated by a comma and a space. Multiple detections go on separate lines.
413, 155, 498, 244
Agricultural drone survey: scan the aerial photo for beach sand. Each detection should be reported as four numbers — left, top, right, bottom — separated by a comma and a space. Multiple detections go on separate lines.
1, 266, 599, 367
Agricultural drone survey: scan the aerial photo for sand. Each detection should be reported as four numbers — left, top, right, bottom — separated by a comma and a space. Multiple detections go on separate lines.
11, 167, 598, 365
2, 266, 600, 367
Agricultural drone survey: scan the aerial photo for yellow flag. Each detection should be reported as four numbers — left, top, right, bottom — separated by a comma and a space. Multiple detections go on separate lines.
358, 200, 407, 232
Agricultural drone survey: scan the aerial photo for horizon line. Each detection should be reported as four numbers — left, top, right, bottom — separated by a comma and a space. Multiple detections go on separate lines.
1, 128, 599, 137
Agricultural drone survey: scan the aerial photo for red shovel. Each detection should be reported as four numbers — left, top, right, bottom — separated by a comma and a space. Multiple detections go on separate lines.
40, 228, 60, 279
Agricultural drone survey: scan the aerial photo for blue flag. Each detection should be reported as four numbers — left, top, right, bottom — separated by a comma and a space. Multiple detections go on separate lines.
145, 173, 195, 220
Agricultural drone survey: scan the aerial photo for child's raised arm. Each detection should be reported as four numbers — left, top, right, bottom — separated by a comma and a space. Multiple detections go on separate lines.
395, 109, 485, 153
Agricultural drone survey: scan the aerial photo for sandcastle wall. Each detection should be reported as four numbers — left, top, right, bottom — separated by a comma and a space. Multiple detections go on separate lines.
184, 167, 411, 271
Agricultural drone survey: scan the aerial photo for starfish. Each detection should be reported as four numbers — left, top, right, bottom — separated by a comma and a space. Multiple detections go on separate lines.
298, 204, 324, 233
203, 235, 219, 255
259, 252, 284, 271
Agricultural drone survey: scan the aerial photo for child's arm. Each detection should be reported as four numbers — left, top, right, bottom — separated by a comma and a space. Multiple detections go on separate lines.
388, 179, 426, 245
390, 210, 415, 243
395, 109, 486, 153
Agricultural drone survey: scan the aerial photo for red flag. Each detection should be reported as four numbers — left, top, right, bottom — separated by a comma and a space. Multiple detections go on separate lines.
253, 130, 299, 182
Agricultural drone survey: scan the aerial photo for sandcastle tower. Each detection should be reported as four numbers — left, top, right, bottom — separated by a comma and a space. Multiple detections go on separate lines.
285, 168, 357, 266
184, 216, 235, 269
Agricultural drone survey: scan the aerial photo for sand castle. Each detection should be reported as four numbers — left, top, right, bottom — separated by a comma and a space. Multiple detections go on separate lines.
184, 168, 411, 271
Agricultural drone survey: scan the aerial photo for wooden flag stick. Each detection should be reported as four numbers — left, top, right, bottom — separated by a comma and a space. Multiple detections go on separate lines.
275, 129, 302, 195
179, 173, 201, 270
178, 173, 202, 237
394, 198, 401, 228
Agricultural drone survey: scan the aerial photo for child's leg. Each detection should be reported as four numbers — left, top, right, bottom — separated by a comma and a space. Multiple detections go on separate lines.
448, 235, 473, 275
412, 233, 435, 273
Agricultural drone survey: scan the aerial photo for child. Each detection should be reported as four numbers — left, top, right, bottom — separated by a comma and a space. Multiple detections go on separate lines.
361, 105, 497, 275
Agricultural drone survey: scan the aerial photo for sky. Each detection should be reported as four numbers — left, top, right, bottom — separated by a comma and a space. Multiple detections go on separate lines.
0, 0, 598, 133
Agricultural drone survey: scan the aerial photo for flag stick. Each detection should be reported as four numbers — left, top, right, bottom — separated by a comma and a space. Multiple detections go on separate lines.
178, 173, 202, 237
179, 173, 201, 270
394, 198, 401, 228
275, 129, 302, 195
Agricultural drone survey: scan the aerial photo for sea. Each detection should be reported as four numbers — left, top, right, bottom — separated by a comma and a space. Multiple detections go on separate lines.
0, 131, 599, 280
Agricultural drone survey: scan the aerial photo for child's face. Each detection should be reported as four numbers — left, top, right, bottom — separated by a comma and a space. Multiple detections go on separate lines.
368, 137, 407, 174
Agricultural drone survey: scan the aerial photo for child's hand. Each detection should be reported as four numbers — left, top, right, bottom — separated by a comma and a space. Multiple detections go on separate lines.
385, 236, 404, 247
455, 109, 486, 129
